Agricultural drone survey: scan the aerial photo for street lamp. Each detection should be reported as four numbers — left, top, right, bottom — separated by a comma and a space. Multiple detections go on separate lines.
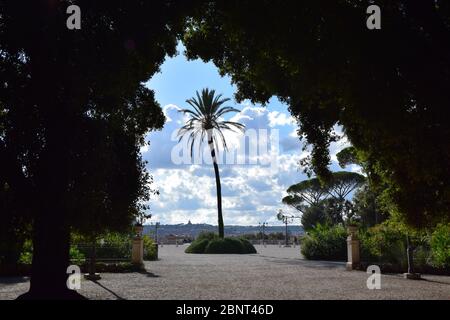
259, 222, 268, 246
277, 209, 300, 247
154, 222, 160, 244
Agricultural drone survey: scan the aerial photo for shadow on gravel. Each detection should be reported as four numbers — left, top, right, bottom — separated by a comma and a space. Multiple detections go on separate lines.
254, 254, 345, 269
420, 278, 450, 286
91, 280, 126, 300
138, 270, 160, 278
0, 277, 29, 285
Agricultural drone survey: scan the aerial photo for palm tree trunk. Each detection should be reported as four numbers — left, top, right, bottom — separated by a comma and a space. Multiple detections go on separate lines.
207, 130, 224, 238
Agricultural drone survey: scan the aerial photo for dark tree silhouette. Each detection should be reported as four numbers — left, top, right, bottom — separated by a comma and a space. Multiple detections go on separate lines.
183, 1, 450, 227
0, 1, 190, 299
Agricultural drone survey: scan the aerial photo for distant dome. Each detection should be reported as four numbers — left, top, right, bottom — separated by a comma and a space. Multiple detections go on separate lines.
187, 220, 192, 225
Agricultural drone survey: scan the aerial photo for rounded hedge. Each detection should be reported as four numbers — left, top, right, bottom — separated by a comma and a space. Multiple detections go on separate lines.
185, 237, 257, 254
185, 238, 210, 254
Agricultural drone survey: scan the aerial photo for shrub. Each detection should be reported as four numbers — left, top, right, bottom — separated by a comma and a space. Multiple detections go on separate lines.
18, 239, 33, 265
143, 235, 158, 260
185, 237, 257, 254
239, 238, 257, 254
70, 246, 86, 264
430, 223, 450, 268
359, 223, 407, 268
185, 238, 210, 253
205, 238, 243, 254
18, 239, 86, 265
301, 224, 347, 261
196, 231, 218, 241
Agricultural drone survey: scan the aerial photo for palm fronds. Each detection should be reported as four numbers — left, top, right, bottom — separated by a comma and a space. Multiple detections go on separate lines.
177, 88, 245, 157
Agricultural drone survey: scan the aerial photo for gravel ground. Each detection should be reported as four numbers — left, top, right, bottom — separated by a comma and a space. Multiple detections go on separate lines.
1, 245, 449, 300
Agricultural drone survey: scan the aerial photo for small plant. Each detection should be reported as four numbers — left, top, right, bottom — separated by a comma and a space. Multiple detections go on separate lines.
143, 235, 158, 260
430, 223, 450, 268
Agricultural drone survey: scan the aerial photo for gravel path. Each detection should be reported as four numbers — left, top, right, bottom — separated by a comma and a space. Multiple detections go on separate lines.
1, 245, 449, 300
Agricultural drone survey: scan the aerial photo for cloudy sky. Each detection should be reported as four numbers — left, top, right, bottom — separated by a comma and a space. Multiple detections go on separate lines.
142, 44, 357, 226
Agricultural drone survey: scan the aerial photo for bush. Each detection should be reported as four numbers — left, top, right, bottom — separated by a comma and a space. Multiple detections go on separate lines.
70, 246, 86, 264
18, 239, 33, 265
430, 223, 450, 268
359, 222, 408, 269
196, 231, 218, 241
18, 239, 87, 265
143, 235, 158, 260
205, 238, 243, 254
239, 238, 258, 254
301, 224, 347, 261
185, 237, 257, 254
185, 238, 210, 253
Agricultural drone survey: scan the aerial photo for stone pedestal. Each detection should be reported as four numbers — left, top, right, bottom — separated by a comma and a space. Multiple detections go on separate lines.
346, 225, 360, 271
132, 237, 144, 265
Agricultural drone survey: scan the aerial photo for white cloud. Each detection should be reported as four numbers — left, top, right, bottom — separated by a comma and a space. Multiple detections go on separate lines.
144, 104, 358, 226
268, 110, 296, 127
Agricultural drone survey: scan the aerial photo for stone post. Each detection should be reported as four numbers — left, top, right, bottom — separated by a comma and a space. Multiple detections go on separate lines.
132, 237, 144, 265
346, 225, 360, 271
132, 225, 144, 265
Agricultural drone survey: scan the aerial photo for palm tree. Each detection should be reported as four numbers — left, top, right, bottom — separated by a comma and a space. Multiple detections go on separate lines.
178, 88, 245, 238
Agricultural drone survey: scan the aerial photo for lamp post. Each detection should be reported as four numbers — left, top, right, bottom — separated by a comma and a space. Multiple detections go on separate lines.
404, 234, 421, 279
277, 209, 301, 247
259, 222, 268, 246
154, 222, 160, 244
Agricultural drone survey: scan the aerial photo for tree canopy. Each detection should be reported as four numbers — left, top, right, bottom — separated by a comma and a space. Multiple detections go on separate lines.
0, 0, 190, 298
183, 0, 450, 227
283, 171, 365, 210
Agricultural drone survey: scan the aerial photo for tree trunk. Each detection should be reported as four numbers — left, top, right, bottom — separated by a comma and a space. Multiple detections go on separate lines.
207, 130, 224, 238
16, 197, 85, 299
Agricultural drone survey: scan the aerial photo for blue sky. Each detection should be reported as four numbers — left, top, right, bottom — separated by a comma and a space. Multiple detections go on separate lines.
143, 44, 357, 226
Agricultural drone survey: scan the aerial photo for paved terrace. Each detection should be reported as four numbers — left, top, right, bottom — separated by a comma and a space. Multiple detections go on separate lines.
1, 245, 449, 300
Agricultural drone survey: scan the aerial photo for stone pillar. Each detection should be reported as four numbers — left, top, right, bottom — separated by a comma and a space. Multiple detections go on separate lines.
346, 225, 360, 271
132, 237, 144, 265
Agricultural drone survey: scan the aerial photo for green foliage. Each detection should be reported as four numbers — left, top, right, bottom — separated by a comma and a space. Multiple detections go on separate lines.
70, 246, 86, 264
301, 205, 327, 231
358, 223, 408, 269
19, 239, 86, 265
358, 220, 449, 272
185, 239, 211, 254
0, 1, 190, 291
185, 237, 257, 254
72, 232, 132, 260
430, 223, 450, 268
284, 172, 365, 228
238, 238, 257, 254
301, 224, 347, 261
336, 147, 360, 168
18, 240, 33, 265
352, 185, 388, 227
143, 235, 158, 261
184, 1, 450, 227
205, 238, 243, 254
196, 231, 219, 241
